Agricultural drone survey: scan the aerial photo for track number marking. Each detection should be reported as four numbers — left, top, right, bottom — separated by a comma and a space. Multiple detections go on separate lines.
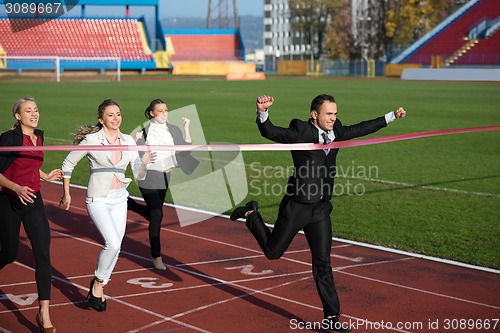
127, 277, 173, 289
225, 265, 273, 276
0, 293, 38, 306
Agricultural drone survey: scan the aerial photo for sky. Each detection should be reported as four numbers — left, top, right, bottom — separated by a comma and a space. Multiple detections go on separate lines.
160, 0, 264, 18
0, 1, 264, 19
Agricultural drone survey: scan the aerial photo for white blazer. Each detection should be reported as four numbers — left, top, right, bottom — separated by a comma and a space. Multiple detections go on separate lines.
62, 128, 144, 198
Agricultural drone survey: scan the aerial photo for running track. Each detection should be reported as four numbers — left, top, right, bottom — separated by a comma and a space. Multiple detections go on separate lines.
1, 182, 499, 333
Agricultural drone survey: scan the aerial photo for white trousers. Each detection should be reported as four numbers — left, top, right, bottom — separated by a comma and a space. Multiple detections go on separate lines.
86, 188, 128, 285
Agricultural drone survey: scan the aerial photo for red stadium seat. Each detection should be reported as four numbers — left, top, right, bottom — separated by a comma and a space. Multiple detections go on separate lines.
167, 33, 243, 61
0, 17, 154, 62
405, 0, 500, 66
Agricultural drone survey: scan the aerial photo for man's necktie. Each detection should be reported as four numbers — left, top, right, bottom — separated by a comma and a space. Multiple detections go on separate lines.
321, 131, 331, 155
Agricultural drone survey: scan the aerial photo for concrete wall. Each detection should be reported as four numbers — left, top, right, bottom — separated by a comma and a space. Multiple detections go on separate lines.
401, 68, 500, 81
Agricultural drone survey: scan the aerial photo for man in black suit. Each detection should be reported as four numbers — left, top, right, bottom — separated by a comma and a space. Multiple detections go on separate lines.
230, 94, 406, 332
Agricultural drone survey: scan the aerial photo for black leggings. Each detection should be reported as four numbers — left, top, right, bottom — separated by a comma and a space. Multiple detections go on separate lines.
0, 191, 52, 301
135, 170, 170, 259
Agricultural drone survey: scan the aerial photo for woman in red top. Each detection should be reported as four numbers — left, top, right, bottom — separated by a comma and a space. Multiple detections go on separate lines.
0, 97, 63, 333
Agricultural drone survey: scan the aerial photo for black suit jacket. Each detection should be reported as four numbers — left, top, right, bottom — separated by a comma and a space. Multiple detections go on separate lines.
137, 122, 199, 175
0, 126, 44, 173
257, 115, 387, 203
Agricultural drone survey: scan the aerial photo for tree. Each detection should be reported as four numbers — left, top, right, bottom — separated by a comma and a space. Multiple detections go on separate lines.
288, 0, 463, 61
289, 0, 345, 60
324, 0, 354, 60
384, 0, 463, 58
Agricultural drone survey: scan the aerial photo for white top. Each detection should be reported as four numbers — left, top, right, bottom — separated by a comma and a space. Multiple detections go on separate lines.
62, 128, 144, 198
145, 122, 178, 171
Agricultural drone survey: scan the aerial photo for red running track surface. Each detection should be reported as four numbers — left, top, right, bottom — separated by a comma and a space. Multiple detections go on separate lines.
0, 182, 499, 332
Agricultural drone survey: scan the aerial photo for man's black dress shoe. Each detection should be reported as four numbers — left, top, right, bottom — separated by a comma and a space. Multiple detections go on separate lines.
324, 315, 352, 332
230, 201, 258, 220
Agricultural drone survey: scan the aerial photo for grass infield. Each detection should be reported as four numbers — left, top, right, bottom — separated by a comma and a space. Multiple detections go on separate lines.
1, 77, 498, 268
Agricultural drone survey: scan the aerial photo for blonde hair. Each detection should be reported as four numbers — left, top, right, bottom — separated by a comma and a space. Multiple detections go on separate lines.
72, 124, 101, 144
72, 99, 120, 144
11, 97, 36, 130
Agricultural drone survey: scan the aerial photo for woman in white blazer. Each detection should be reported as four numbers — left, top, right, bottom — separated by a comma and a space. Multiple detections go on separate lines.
60, 99, 153, 312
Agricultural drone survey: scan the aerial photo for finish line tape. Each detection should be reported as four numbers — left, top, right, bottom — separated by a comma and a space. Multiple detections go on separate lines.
0, 125, 498, 152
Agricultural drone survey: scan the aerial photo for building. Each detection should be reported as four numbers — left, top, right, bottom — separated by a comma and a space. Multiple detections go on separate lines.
263, 0, 312, 71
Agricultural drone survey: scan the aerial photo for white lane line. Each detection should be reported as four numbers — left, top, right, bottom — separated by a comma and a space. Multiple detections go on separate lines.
45, 197, 500, 311
246, 162, 500, 198
340, 175, 500, 198
46, 181, 500, 273
339, 270, 500, 310
4, 191, 496, 333
126, 275, 313, 333
2, 250, 211, 332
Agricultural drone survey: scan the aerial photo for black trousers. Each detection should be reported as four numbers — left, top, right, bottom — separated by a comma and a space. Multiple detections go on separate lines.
0, 191, 52, 301
246, 195, 341, 317
134, 170, 170, 259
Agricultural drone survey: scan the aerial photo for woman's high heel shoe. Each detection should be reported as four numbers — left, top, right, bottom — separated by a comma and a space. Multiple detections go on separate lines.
87, 277, 106, 312
36, 312, 56, 333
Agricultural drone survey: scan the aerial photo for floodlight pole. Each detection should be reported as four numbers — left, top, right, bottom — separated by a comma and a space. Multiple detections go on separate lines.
207, 0, 239, 29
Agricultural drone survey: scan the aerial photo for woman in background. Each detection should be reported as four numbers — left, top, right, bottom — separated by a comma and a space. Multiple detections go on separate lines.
127, 98, 198, 270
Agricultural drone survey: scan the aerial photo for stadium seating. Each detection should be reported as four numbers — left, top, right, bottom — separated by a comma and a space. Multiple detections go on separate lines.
0, 17, 154, 62
166, 32, 243, 61
403, 0, 500, 66
452, 29, 500, 65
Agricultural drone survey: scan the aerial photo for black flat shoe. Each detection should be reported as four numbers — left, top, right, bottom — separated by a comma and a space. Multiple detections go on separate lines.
230, 201, 258, 221
87, 278, 106, 312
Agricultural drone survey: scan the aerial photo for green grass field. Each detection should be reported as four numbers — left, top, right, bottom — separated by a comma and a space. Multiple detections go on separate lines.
1, 77, 499, 268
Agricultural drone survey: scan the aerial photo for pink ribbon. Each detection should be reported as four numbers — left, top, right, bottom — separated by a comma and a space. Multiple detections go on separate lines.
0, 125, 498, 152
